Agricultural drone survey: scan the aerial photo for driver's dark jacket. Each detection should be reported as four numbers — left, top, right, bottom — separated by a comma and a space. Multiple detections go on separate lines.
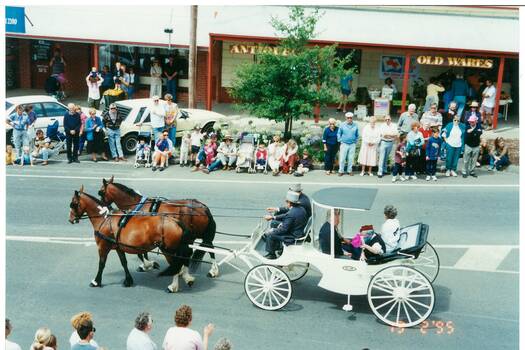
272, 205, 308, 239
103, 112, 124, 130
275, 193, 312, 219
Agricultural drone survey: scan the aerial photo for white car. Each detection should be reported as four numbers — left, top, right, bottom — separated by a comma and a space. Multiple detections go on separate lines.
111, 99, 229, 154
5, 95, 93, 141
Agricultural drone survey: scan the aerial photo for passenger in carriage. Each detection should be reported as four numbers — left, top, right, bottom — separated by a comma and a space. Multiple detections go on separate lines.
381, 205, 401, 253
359, 231, 386, 261
318, 209, 345, 256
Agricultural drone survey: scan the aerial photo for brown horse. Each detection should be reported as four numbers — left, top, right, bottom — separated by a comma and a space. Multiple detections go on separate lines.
69, 186, 194, 293
98, 176, 219, 277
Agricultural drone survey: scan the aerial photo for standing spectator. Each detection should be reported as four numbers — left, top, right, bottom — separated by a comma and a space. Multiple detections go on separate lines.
86, 71, 103, 109
377, 115, 398, 178
164, 55, 178, 101
421, 103, 443, 129
113, 61, 124, 85
336, 72, 353, 113
32, 129, 50, 165
119, 64, 130, 98
76, 105, 88, 157
164, 94, 179, 147
49, 48, 67, 97
423, 77, 445, 112
441, 116, 465, 177
5, 319, 22, 350
462, 116, 483, 178
451, 74, 469, 117
268, 134, 284, 176
71, 320, 97, 350
99, 65, 113, 96
127, 312, 157, 350
417, 121, 432, 174
337, 112, 359, 176
125, 67, 138, 100
442, 101, 457, 128
150, 59, 163, 98
392, 134, 407, 182
162, 305, 215, 350
150, 96, 166, 141
477, 138, 491, 167
30, 327, 55, 350
85, 108, 107, 162
357, 116, 381, 176
405, 122, 424, 180
25, 104, 37, 150
64, 103, 81, 164
397, 104, 419, 134
6, 105, 30, 159
383, 77, 397, 95
103, 103, 126, 162
489, 137, 510, 171
462, 101, 482, 128
322, 118, 339, 175
280, 139, 299, 174
69, 312, 99, 348
152, 130, 173, 171
425, 128, 442, 181
481, 78, 497, 130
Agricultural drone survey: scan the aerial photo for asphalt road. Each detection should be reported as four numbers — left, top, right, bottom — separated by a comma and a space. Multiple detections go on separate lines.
5, 161, 519, 350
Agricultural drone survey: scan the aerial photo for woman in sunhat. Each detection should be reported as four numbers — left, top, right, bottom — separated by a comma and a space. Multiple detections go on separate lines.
462, 101, 482, 128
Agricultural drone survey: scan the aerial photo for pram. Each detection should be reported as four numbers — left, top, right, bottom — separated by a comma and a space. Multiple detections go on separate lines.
36, 120, 67, 161
236, 133, 256, 173
44, 75, 65, 101
134, 126, 153, 168
101, 88, 127, 109
253, 134, 268, 174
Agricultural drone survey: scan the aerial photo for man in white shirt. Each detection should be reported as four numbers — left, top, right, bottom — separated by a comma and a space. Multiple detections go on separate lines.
481, 79, 497, 130
163, 305, 215, 350
5, 319, 22, 350
377, 116, 398, 178
381, 205, 401, 253
149, 96, 166, 141
397, 104, 419, 134
127, 312, 157, 350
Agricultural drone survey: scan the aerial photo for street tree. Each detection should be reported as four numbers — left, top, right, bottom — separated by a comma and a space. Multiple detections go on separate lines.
229, 6, 354, 139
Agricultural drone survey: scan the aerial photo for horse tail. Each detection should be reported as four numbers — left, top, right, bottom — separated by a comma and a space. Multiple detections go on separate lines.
189, 205, 216, 272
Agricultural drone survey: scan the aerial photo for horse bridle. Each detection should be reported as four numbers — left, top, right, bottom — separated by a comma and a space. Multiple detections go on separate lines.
69, 198, 84, 223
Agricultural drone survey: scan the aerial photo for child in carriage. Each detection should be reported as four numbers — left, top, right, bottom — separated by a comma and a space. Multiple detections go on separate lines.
255, 143, 268, 171
179, 132, 191, 167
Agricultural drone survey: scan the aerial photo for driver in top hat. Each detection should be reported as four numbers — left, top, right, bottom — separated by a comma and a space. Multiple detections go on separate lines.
266, 183, 311, 220
263, 191, 308, 259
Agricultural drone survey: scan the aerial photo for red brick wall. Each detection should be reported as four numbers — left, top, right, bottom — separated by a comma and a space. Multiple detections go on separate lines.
18, 39, 31, 88
176, 50, 208, 105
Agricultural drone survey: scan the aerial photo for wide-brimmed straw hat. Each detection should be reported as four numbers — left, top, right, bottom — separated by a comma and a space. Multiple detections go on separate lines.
470, 101, 479, 107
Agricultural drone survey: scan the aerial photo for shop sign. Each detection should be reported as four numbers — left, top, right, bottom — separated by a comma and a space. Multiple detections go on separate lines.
416, 55, 494, 69
380, 55, 418, 79
229, 44, 292, 56
5, 6, 26, 34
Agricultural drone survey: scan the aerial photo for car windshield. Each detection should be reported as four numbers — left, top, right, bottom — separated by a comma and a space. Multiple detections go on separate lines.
6, 101, 13, 110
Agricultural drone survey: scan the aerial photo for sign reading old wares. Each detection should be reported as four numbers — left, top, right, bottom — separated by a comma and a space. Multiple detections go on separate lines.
416, 55, 494, 69
229, 44, 292, 56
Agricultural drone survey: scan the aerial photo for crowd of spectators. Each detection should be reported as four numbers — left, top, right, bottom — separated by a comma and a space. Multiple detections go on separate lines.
5, 306, 231, 350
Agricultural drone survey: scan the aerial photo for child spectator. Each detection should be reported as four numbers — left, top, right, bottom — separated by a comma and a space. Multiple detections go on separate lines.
255, 143, 268, 170
6, 144, 16, 166
136, 136, 150, 162
180, 132, 191, 167
425, 128, 442, 181
392, 134, 407, 182
204, 139, 216, 167
477, 138, 491, 167
190, 126, 203, 168
294, 150, 313, 176
32, 129, 50, 165
15, 146, 34, 166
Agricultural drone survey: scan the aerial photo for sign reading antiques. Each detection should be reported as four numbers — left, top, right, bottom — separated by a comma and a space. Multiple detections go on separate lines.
416, 55, 494, 69
229, 44, 292, 56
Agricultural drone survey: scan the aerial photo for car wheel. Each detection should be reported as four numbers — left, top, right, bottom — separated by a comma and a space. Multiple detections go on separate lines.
121, 133, 139, 155
201, 122, 215, 135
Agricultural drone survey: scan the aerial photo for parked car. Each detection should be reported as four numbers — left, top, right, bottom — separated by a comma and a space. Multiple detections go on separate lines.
104, 99, 229, 154
5, 95, 93, 145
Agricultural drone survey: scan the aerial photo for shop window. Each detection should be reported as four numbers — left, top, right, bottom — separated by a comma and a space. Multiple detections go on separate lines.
98, 44, 117, 70
138, 47, 157, 76
158, 48, 189, 80
116, 45, 137, 67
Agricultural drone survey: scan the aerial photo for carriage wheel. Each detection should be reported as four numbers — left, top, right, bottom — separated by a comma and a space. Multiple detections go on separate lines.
402, 243, 440, 283
280, 263, 309, 282
244, 265, 292, 311
367, 266, 435, 328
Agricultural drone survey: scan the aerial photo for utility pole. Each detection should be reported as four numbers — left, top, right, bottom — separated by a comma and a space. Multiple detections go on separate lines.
188, 5, 198, 108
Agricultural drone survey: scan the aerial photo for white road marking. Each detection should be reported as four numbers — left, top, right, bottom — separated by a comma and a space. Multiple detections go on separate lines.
453, 246, 513, 271
433, 244, 519, 249
6, 173, 519, 188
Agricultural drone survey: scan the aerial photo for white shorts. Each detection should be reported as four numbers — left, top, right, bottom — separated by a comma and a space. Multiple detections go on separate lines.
481, 105, 493, 114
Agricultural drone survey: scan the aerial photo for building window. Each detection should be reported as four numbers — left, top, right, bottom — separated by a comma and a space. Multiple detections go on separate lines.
158, 48, 189, 80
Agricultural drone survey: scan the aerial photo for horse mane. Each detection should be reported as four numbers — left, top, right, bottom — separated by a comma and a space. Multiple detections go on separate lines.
112, 182, 141, 197
82, 192, 105, 206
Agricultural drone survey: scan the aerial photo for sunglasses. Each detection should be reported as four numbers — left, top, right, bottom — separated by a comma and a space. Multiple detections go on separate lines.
154, 100, 159, 102
163, 134, 169, 137
110, 107, 116, 110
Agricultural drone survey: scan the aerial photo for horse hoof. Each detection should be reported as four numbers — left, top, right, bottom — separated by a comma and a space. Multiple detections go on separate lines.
136, 266, 146, 272
89, 280, 101, 288
165, 287, 178, 293
123, 280, 134, 287
207, 272, 218, 278
187, 280, 194, 287
153, 262, 160, 269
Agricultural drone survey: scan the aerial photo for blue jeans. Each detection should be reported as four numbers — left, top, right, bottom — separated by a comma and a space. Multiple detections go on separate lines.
12, 129, 29, 158
454, 96, 467, 117
324, 143, 339, 171
168, 127, 177, 147
490, 155, 510, 170
377, 140, 394, 175
445, 144, 461, 171
426, 159, 437, 176
338, 143, 356, 174
36, 148, 49, 161
166, 79, 177, 101
153, 127, 165, 142
126, 86, 135, 100
107, 129, 124, 158
208, 159, 223, 172
393, 163, 404, 176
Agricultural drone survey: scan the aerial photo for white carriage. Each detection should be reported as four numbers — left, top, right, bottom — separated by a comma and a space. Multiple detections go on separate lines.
190, 187, 440, 328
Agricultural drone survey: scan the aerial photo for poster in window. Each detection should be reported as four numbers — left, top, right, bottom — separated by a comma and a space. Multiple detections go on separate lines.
32, 40, 53, 61
380, 55, 418, 80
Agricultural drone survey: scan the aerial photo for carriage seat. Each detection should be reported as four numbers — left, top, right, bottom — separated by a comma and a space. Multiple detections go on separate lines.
366, 223, 428, 265
292, 217, 313, 245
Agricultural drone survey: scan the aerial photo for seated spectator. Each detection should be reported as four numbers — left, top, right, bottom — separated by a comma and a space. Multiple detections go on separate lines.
214, 338, 232, 350
69, 312, 99, 348
268, 135, 284, 176
202, 134, 237, 173
32, 129, 50, 165
152, 130, 173, 172
5, 318, 22, 350
294, 150, 313, 176
30, 327, 55, 350
489, 137, 510, 171
127, 312, 157, 350
194, 134, 217, 171
280, 138, 298, 174
71, 319, 97, 350
477, 138, 491, 167
84, 108, 107, 162
14, 146, 34, 166
381, 205, 401, 253
6, 144, 16, 166
163, 304, 215, 350
255, 143, 268, 171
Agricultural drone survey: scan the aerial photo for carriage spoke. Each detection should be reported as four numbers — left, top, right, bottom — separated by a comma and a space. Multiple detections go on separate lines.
375, 297, 396, 310
374, 280, 395, 291
372, 284, 395, 294
268, 291, 273, 308
371, 295, 397, 300
378, 275, 397, 289
401, 301, 412, 324
405, 297, 432, 310
252, 289, 265, 302
396, 299, 402, 324
273, 279, 290, 287
273, 286, 291, 292
271, 288, 287, 301
383, 300, 399, 320
247, 281, 264, 288
403, 299, 423, 319
261, 290, 269, 306
248, 286, 265, 294
407, 294, 433, 298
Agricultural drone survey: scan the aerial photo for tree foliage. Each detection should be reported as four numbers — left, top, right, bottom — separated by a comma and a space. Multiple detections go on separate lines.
229, 6, 355, 138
